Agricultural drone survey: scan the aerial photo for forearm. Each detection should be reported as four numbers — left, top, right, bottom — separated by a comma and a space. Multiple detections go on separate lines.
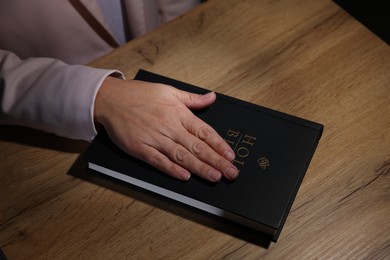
0, 49, 123, 141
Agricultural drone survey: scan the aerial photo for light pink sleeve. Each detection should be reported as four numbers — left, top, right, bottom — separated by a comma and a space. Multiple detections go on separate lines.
0, 49, 124, 141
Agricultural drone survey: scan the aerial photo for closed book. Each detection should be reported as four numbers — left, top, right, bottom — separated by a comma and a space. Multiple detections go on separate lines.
84, 70, 323, 241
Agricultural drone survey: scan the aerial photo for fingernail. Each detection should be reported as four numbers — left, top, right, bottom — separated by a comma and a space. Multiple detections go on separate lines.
225, 166, 239, 180
224, 151, 235, 161
180, 171, 191, 181
208, 170, 221, 182
203, 92, 215, 99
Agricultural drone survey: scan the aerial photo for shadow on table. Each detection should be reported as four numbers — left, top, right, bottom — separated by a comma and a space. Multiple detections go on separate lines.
68, 153, 273, 249
0, 125, 88, 153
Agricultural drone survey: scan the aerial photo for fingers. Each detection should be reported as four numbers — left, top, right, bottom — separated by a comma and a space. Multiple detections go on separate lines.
141, 134, 237, 182
153, 87, 239, 182
139, 145, 192, 181
196, 123, 236, 161
155, 115, 238, 182
172, 88, 235, 161
178, 137, 238, 181
173, 88, 217, 110
182, 114, 236, 160
162, 88, 239, 182
167, 141, 223, 182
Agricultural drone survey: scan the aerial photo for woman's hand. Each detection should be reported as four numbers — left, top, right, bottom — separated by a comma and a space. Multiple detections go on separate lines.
94, 76, 239, 182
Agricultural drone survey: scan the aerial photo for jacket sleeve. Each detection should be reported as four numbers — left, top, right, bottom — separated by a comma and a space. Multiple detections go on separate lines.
0, 49, 124, 141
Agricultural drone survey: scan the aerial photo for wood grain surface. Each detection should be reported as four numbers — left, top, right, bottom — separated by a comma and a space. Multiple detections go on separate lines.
1, 0, 389, 259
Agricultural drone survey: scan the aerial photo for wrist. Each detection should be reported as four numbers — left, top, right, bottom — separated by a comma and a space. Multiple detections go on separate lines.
94, 76, 117, 125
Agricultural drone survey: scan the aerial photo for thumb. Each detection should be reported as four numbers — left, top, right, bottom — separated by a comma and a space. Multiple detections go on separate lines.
175, 90, 217, 110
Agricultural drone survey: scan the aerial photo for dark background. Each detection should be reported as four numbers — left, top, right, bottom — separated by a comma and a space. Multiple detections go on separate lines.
333, 0, 389, 45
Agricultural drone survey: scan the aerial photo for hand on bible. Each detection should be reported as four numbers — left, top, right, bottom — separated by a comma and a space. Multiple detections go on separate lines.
94, 77, 239, 182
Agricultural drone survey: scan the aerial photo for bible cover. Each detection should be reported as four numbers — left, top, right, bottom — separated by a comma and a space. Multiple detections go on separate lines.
84, 70, 323, 241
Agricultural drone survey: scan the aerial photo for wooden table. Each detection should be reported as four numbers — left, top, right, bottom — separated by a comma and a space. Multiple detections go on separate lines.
1, 0, 389, 258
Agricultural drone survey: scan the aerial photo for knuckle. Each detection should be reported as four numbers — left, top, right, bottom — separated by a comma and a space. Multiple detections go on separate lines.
174, 147, 188, 163
198, 125, 212, 140
192, 141, 204, 156
159, 118, 176, 133
188, 93, 199, 104
147, 152, 164, 167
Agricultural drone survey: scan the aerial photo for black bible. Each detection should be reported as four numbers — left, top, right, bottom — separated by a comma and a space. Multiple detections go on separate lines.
84, 70, 323, 241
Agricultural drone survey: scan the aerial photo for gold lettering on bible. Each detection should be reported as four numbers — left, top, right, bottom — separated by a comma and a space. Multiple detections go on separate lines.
258, 157, 270, 169
224, 129, 263, 171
